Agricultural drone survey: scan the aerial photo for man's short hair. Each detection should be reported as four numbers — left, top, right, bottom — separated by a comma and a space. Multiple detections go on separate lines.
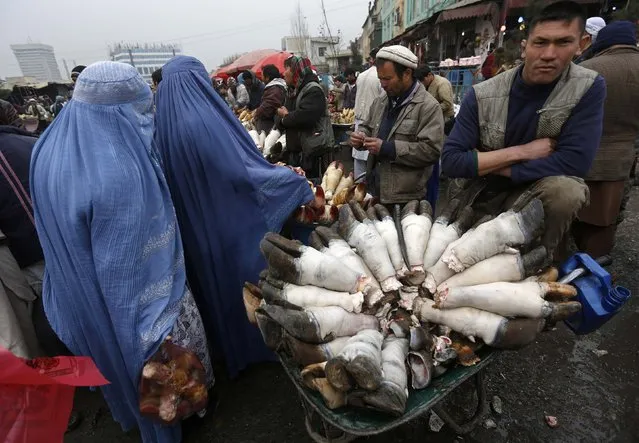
262, 64, 281, 81
370, 47, 380, 59
71, 65, 86, 76
375, 58, 414, 79
344, 67, 356, 77
528, 1, 586, 36
152, 68, 162, 85
241, 70, 253, 80
415, 65, 432, 81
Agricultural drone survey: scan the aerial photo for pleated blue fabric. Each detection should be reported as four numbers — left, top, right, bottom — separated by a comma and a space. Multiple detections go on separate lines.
154, 56, 313, 377
30, 61, 185, 443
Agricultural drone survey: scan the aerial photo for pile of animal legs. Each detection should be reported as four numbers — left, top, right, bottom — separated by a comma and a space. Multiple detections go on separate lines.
244, 198, 582, 416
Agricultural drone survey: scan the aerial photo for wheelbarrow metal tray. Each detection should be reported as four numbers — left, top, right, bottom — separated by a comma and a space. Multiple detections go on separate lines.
280, 346, 498, 437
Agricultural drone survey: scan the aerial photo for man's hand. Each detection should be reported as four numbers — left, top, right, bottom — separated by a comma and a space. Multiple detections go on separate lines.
277, 106, 289, 118
350, 131, 366, 148
363, 137, 383, 155
476, 138, 556, 177
519, 138, 556, 161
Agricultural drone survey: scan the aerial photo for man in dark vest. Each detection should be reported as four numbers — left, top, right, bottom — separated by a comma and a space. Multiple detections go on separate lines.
573, 21, 639, 257
442, 1, 606, 260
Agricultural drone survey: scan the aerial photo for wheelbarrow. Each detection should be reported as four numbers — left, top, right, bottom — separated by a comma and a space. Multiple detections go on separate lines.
279, 347, 498, 443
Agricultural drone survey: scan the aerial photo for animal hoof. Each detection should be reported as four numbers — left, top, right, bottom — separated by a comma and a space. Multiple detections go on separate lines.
325, 356, 354, 392
363, 382, 407, 416
243, 283, 263, 325
402, 269, 426, 286
254, 309, 283, 351
548, 301, 582, 322
348, 354, 383, 391
408, 350, 433, 389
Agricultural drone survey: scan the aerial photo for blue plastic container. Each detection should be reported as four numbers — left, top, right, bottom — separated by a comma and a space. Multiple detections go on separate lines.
561, 253, 631, 335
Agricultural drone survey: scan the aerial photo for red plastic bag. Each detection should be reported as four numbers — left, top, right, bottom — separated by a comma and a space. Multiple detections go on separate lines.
139, 339, 208, 424
0, 347, 109, 443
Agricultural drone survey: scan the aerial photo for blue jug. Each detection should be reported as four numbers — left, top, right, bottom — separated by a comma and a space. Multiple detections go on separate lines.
561, 253, 631, 335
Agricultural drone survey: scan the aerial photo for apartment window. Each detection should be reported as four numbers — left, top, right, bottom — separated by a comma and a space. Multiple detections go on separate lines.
318, 47, 326, 57
137, 67, 143, 74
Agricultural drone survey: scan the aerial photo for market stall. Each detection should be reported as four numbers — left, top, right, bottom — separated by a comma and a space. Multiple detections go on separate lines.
436, 58, 480, 104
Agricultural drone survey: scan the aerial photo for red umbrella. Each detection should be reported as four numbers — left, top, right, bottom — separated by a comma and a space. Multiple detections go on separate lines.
212, 49, 279, 77
251, 51, 293, 79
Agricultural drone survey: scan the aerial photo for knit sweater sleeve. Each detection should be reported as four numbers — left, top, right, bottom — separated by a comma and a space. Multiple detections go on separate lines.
510, 75, 606, 183
441, 88, 480, 178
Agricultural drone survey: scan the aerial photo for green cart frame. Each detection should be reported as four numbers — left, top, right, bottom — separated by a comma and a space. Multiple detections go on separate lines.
280, 347, 498, 443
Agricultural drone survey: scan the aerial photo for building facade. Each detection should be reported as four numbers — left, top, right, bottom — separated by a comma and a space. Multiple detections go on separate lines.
281, 36, 340, 72
381, 0, 407, 43
109, 43, 181, 84
404, 0, 459, 29
10, 43, 64, 83
361, 0, 383, 58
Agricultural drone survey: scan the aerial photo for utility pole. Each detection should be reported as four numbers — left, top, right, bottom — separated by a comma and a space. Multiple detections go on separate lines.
62, 59, 70, 80
320, 0, 338, 58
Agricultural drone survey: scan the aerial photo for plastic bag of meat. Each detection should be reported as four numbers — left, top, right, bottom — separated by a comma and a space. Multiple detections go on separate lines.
139, 339, 208, 425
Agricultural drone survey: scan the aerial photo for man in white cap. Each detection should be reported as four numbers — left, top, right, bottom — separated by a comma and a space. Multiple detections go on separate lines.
575, 16, 606, 63
350, 45, 443, 205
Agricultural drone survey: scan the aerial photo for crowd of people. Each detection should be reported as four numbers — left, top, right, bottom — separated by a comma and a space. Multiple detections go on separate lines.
0, 1, 638, 442
1, 57, 313, 442
2, 64, 88, 134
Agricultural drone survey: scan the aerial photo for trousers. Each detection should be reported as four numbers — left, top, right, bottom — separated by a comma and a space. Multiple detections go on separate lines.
449, 175, 589, 261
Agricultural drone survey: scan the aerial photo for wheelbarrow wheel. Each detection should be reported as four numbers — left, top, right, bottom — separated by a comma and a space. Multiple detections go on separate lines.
304, 415, 357, 443
431, 370, 490, 435
301, 397, 356, 443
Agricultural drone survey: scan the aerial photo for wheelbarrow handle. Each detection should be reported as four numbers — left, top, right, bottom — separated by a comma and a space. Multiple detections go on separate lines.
558, 255, 613, 285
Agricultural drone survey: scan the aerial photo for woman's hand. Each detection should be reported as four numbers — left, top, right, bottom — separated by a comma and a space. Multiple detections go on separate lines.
277, 106, 289, 118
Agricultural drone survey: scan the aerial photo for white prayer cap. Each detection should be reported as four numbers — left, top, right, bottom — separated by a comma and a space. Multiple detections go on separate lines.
585, 17, 606, 41
376, 45, 418, 70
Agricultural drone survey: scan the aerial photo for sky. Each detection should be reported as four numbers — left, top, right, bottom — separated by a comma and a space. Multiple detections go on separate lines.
1, 0, 370, 79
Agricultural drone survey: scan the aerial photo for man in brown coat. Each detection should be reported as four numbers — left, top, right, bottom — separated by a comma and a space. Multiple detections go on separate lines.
350, 45, 443, 204
574, 21, 639, 257
416, 66, 455, 121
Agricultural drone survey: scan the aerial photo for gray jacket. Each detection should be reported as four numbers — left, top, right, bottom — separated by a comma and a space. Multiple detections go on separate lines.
473, 62, 597, 151
361, 83, 443, 204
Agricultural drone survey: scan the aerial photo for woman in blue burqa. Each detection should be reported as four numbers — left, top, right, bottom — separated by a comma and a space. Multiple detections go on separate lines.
154, 55, 313, 377
30, 61, 212, 443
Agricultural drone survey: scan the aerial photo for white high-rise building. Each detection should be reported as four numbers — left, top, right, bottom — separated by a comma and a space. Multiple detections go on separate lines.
109, 43, 181, 84
10, 43, 64, 82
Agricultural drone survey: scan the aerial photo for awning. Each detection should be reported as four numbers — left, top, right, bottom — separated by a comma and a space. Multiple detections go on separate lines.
506, 0, 600, 8
446, 0, 486, 9
384, 12, 437, 46
436, 2, 499, 24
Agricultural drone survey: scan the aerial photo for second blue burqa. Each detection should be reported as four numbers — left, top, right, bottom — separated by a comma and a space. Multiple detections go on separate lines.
154, 56, 313, 377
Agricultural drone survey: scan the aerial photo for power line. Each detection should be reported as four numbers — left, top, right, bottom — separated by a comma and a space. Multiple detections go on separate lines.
18, 1, 368, 67
164, 0, 365, 44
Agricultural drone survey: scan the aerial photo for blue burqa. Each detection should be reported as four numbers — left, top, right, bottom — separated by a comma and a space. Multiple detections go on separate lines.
154, 56, 313, 377
30, 62, 186, 443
